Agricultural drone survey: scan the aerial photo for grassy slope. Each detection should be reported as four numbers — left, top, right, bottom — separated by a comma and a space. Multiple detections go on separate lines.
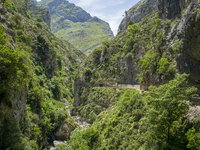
54, 19, 113, 53
38, 0, 114, 54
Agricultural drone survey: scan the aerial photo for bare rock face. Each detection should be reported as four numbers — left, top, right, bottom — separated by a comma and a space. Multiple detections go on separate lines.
118, 0, 158, 34
47, 0, 91, 23
54, 123, 72, 140
158, 0, 192, 20
165, 0, 200, 94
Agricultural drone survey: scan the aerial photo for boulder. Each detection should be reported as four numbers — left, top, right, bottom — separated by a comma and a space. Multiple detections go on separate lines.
54, 123, 71, 140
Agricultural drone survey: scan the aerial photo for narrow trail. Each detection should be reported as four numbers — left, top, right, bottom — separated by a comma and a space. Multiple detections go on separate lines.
87, 84, 141, 90
108, 84, 140, 90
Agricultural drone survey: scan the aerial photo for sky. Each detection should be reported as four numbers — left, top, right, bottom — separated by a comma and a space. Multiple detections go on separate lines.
37, 0, 141, 35
69, 0, 140, 35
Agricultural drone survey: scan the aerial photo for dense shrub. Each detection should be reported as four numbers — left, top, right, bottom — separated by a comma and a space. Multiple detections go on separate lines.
70, 74, 197, 150
36, 17, 43, 22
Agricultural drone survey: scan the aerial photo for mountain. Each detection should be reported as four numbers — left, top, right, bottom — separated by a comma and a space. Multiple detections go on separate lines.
117, 0, 158, 34
37, 0, 114, 54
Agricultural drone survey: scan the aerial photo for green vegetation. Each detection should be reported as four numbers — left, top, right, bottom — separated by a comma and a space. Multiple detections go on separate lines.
194, 8, 200, 19
194, 8, 200, 14
3, 0, 17, 13
37, 0, 113, 53
54, 20, 113, 54
72, 8, 200, 150
1, 117, 39, 150
127, 20, 134, 26
36, 17, 43, 22
72, 87, 128, 120
0, 25, 32, 105
70, 126, 99, 150
1, 0, 200, 149
70, 74, 198, 150
0, 0, 85, 148
171, 17, 180, 28
77, 11, 176, 88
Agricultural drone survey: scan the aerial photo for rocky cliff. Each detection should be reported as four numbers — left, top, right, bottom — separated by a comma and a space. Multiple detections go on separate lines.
117, 0, 158, 34
38, 0, 114, 54
162, 0, 200, 93
158, 0, 192, 19
47, 0, 91, 23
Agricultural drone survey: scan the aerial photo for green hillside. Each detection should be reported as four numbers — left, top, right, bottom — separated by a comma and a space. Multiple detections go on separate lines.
37, 0, 114, 54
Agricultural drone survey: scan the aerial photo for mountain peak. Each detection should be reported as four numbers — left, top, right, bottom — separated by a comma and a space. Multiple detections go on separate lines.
38, 0, 114, 53
38, 0, 92, 22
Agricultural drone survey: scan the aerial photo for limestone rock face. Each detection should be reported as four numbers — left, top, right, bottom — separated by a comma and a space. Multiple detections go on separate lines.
47, 0, 91, 22
118, 0, 158, 34
162, 0, 200, 93
158, 0, 192, 20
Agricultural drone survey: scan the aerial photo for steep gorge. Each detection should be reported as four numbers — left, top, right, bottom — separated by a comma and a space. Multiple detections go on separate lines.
70, 0, 200, 149
1, 0, 200, 149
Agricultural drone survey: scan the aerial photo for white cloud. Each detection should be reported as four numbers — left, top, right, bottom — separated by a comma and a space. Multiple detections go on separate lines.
37, 0, 139, 35
91, 9, 125, 36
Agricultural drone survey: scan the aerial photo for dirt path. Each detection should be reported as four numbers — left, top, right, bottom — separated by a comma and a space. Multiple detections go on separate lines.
114, 84, 140, 90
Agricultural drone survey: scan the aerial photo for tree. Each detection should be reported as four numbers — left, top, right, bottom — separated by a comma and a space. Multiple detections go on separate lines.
127, 20, 134, 26
70, 126, 99, 149
89, 111, 97, 123
36, 17, 43, 22
143, 74, 197, 149
186, 127, 200, 150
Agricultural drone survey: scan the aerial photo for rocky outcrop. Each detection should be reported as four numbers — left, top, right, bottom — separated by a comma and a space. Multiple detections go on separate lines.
44, 0, 91, 23
54, 123, 72, 140
158, 0, 192, 20
117, 0, 158, 34
165, 0, 200, 94
0, 2, 15, 42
